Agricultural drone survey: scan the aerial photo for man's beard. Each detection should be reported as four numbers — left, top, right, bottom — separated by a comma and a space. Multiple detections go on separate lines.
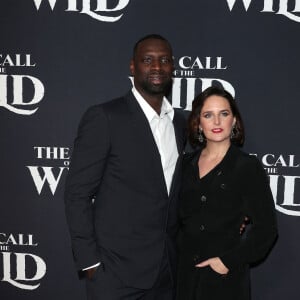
141, 77, 172, 96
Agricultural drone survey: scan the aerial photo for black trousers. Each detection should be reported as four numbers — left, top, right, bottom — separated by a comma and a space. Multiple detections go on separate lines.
86, 249, 175, 300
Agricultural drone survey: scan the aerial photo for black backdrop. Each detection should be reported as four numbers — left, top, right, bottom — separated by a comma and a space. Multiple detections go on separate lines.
1, 1, 299, 299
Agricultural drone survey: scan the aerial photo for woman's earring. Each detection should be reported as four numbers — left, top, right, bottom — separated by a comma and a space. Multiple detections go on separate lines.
198, 127, 204, 143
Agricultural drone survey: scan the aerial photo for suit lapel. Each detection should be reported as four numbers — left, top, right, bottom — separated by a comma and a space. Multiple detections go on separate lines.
125, 92, 186, 199
125, 92, 168, 196
168, 110, 185, 198
172, 110, 185, 155
209, 145, 240, 189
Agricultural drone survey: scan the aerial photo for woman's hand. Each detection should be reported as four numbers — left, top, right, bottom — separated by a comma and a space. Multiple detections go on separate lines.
195, 257, 229, 275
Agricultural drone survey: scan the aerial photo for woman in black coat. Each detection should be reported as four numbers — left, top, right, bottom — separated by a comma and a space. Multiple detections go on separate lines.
177, 86, 278, 300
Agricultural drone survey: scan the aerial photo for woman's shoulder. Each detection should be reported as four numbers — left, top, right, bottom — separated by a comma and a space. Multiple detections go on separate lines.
183, 149, 201, 162
231, 146, 264, 173
182, 149, 200, 169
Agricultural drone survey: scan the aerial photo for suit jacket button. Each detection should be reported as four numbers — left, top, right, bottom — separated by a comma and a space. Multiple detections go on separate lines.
200, 225, 205, 231
201, 195, 207, 202
220, 183, 226, 189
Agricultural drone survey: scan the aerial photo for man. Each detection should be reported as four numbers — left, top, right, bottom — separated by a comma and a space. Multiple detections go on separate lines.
64, 34, 186, 300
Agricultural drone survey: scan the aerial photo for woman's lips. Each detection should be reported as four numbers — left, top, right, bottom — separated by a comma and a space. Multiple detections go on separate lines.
212, 128, 223, 133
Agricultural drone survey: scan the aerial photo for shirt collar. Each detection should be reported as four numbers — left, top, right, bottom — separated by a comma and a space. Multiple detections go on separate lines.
132, 87, 174, 122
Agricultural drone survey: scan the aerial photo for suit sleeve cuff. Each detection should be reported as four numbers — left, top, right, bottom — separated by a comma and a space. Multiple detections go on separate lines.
82, 262, 101, 271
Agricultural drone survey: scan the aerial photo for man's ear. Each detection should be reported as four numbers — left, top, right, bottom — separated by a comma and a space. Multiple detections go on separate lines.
129, 59, 135, 75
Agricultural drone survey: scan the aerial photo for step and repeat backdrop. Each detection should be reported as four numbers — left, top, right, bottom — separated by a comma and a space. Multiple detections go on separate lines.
1, 0, 299, 299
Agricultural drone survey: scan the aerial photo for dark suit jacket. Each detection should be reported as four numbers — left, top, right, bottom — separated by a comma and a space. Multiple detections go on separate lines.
65, 91, 186, 289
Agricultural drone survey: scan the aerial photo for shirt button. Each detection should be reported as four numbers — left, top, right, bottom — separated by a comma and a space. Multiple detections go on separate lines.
200, 225, 205, 231
201, 195, 207, 202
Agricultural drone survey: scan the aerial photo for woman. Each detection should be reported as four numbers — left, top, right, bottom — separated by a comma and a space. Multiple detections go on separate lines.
177, 86, 278, 300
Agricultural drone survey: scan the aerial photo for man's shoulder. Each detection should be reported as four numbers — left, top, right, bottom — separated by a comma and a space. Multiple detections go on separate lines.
100, 93, 130, 109
173, 108, 187, 130
173, 107, 185, 116
85, 92, 132, 115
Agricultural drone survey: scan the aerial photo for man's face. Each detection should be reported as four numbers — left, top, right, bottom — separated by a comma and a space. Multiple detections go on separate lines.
130, 38, 174, 96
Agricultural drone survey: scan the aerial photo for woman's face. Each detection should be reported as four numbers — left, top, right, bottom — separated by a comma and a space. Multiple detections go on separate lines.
199, 95, 236, 145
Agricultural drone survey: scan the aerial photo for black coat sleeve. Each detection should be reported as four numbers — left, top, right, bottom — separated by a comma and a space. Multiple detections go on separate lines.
64, 104, 110, 270
220, 155, 278, 270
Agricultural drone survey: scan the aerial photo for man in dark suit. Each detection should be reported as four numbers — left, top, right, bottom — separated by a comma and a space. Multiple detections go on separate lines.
64, 34, 186, 300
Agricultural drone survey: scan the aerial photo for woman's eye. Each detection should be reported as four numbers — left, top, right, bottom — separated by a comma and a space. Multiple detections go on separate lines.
221, 111, 229, 116
203, 113, 211, 118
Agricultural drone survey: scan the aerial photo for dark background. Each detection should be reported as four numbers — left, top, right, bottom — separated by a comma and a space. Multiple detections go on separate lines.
1, 0, 299, 299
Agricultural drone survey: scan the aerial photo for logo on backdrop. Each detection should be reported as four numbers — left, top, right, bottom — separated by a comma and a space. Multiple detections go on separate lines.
252, 152, 300, 216
32, 0, 130, 22
130, 56, 235, 111
226, 0, 300, 23
171, 56, 234, 111
27, 146, 70, 195
0, 54, 45, 115
0, 233, 46, 290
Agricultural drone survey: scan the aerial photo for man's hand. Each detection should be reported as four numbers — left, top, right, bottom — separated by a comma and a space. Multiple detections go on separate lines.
85, 266, 98, 280
195, 257, 229, 275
